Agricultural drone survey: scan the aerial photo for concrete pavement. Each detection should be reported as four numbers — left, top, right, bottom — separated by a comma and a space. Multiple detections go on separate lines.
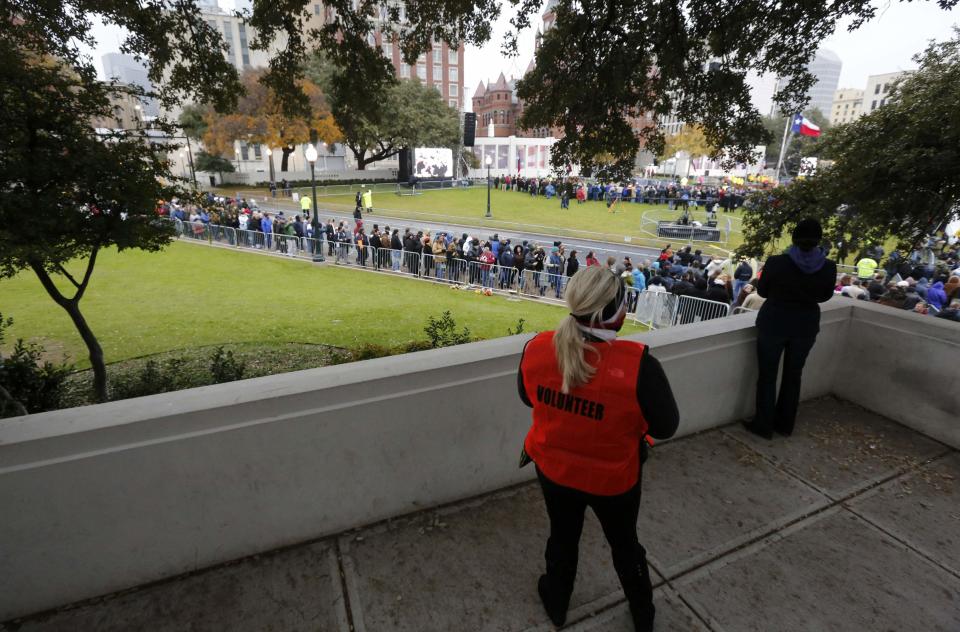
6, 397, 957, 631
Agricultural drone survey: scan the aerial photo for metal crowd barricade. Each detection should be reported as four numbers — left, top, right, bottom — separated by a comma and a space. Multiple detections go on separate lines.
377, 247, 402, 272
402, 250, 423, 276
633, 292, 678, 329
673, 295, 731, 326
208, 225, 236, 245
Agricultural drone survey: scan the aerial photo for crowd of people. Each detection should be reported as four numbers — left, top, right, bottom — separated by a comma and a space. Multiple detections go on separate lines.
841, 238, 960, 321
493, 176, 752, 213
158, 194, 960, 324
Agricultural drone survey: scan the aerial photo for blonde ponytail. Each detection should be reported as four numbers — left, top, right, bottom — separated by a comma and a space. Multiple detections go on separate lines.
553, 266, 621, 393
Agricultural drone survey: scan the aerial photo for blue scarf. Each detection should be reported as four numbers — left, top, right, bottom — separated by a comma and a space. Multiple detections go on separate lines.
788, 245, 827, 274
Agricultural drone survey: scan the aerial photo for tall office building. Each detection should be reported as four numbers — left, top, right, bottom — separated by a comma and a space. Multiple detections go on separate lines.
101, 53, 158, 117
771, 48, 842, 116
304, 3, 465, 111
197, 2, 270, 71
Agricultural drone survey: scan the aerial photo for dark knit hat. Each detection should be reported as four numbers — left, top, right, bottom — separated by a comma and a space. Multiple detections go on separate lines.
792, 218, 823, 250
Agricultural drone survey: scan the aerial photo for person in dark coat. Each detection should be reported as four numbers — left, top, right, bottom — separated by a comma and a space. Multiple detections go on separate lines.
565, 250, 580, 278
746, 219, 837, 439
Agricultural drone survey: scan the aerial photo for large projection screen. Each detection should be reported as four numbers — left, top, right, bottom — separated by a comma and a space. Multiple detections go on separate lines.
413, 147, 453, 179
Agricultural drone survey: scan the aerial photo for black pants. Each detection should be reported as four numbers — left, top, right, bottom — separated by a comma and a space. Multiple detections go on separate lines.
755, 331, 817, 434
536, 467, 654, 614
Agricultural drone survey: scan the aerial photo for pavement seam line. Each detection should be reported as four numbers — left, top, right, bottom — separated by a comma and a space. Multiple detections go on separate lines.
335, 539, 358, 632
842, 483, 960, 581
663, 446, 952, 587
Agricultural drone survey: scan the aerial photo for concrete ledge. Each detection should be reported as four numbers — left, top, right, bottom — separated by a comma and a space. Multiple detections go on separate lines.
838, 300, 960, 448
0, 299, 952, 621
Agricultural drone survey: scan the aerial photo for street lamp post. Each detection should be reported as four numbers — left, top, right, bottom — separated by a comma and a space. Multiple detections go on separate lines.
184, 136, 197, 189
484, 154, 493, 218
265, 147, 276, 194
178, 152, 186, 179
234, 148, 242, 173
305, 143, 323, 262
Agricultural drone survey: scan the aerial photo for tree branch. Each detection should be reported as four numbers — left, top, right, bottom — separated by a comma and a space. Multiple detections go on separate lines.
54, 263, 82, 290
74, 245, 100, 303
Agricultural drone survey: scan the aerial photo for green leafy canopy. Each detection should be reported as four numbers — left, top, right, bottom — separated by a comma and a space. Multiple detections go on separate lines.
737, 29, 960, 261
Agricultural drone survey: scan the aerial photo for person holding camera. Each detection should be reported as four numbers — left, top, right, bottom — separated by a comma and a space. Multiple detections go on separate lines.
518, 266, 679, 631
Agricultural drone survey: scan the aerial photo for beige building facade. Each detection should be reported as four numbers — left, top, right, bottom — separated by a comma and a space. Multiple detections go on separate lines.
829, 88, 864, 125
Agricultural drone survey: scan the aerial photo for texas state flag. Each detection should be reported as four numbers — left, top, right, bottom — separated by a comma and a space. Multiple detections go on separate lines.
791, 114, 821, 138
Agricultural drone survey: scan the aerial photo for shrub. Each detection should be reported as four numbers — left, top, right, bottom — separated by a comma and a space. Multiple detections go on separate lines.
507, 318, 527, 336
351, 343, 396, 361
0, 340, 72, 417
210, 346, 246, 383
424, 311, 472, 348
109, 356, 209, 400
0, 313, 72, 417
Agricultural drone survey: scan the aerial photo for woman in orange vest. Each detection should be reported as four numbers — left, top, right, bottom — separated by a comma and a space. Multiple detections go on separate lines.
518, 266, 679, 631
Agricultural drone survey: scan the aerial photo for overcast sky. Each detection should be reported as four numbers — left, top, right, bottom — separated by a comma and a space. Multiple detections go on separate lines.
85, 0, 958, 113
464, 0, 960, 111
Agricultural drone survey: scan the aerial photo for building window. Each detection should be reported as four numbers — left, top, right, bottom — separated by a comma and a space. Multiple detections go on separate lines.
432, 48, 441, 65
238, 23, 250, 67
222, 21, 234, 63
448, 83, 458, 99
448, 67, 457, 82
314, 4, 321, 14
433, 79, 443, 94
382, 41, 392, 58
400, 64, 410, 78
253, 144, 262, 159
883, 83, 889, 93
417, 63, 426, 80
874, 84, 880, 94
871, 100, 877, 110
449, 99, 458, 108
448, 48, 458, 65
880, 98, 885, 107
240, 142, 249, 161
367, 33, 376, 46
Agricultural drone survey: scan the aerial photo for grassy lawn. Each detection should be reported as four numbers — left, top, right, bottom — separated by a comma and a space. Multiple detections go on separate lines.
0, 241, 646, 370
221, 186, 745, 254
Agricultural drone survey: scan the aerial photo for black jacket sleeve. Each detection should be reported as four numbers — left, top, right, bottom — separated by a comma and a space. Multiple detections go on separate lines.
636, 348, 679, 440
517, 338, 534, 407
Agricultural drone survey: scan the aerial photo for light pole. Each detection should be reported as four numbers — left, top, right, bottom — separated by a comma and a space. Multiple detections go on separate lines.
178, 152, 186, 179
305, 143, 323, 262
265, 147, 276, 193
485, 154, 493, 218
234, 148, 242, 173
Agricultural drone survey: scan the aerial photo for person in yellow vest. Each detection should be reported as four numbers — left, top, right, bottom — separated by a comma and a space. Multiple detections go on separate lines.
299, 193, 312, 221
361, 188, 373, 214
856, 254, 878, 281
517, 266, 679, 632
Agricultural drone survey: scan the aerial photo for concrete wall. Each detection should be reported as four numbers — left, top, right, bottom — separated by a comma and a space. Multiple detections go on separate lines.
838, 301, 960, 448
1, 300, 955, 621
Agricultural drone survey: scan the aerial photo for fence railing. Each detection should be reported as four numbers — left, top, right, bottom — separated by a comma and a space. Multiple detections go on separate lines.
167, 218, 759, 331
632, 291, 733, 329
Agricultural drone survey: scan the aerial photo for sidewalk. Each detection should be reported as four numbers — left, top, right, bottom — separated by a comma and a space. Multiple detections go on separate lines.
4, 398, 958, 631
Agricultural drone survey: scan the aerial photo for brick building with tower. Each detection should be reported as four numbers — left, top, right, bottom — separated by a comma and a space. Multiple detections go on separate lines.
470, 0, 654, 171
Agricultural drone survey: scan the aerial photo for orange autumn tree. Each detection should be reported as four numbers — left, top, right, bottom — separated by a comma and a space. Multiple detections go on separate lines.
202, 69, 340, 172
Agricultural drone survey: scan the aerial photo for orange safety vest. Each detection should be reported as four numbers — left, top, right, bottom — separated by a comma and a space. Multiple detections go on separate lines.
520, 331, 648, 496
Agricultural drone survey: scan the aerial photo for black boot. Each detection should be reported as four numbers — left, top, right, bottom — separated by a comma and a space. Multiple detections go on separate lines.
620, 543, 656, 632
537, 574, 572, 627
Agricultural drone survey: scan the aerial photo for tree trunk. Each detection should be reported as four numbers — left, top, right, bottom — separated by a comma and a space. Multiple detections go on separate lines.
29, 261, 108, 403
62, 301, 108, 403
281, 147, 293, 172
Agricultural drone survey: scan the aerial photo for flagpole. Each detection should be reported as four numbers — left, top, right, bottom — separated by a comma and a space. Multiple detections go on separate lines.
774, 115, 792, 183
